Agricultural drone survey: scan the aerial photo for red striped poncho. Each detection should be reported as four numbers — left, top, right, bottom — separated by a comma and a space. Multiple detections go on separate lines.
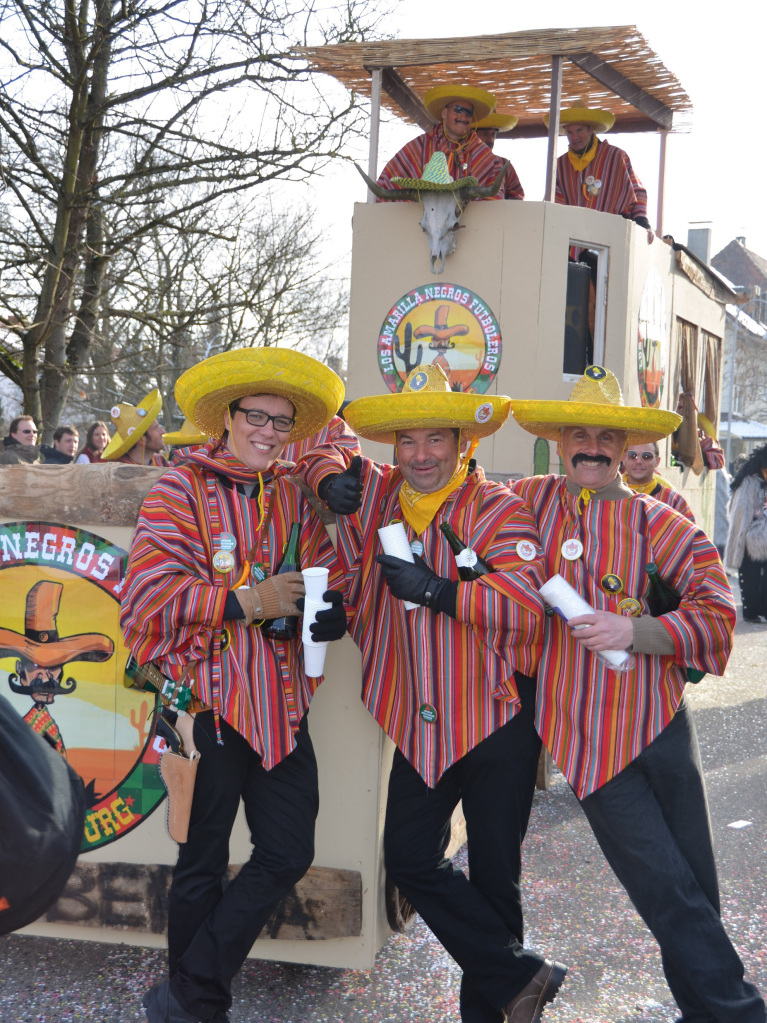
492, 153, 525, 201
120, 443, 341, 768
510, 475, 735, 799
280, 416, 361, 465
555, 139, 648, 222
377, 125, 503, 199
301, 451, 545, 787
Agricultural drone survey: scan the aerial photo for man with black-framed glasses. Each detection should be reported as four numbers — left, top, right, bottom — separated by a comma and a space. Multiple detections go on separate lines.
622, 441, 694, 520
376, 84, 510, 198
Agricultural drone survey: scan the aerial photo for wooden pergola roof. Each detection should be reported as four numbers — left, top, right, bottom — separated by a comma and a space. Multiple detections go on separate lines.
296, 25, 692, 138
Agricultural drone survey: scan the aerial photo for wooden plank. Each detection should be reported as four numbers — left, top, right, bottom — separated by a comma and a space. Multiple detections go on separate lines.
512, 117, 661, 139
567, 52, 673, 130
46, 861, 362, 940
367, 67, 382, 198
376, 66, 435, 132
544, 56, 563, 202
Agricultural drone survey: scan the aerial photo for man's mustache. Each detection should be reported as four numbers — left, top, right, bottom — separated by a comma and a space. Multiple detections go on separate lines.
571, 453, 613, 467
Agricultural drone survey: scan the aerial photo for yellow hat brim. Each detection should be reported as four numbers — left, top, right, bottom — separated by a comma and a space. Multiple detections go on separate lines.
543, 107, 615, 134
101, 388, 162, 462
423, 85, 496, 123
163, 429, 208, 447
344, 392, 510, 446
510, 399, 682, 444
175, 348, 344, 444
475, 113, 519, 133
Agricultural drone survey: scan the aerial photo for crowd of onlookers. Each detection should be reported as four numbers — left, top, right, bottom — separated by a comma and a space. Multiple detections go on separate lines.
0, 416, 111, 466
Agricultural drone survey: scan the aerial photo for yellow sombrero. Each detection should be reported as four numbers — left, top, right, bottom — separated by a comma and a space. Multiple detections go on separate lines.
475, 112, 519, 133
101, 388, 162, 461
392, 151, 478, 192
510, 366, 682, 444
175, 347, 344, 444
162, 418, 209, 447
344, 365, 510, 445
544, 101, 615, 135
424, 84, 496, 123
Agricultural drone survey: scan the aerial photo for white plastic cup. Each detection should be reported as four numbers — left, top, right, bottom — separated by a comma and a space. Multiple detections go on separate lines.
377, 522, 418, 611
303, 642, 327, 679
302, 566, 329, 601
539, 574, 632, 671
302, 595, 331, 678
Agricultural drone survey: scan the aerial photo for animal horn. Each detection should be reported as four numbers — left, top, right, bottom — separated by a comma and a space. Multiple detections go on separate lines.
458, 161, 507, 200
355, 164, 420, 202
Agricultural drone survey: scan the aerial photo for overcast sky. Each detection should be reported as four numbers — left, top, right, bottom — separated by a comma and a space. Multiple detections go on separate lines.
307, 0, 766, 270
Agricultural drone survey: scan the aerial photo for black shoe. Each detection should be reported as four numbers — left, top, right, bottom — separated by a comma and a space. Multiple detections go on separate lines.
143, 981, 201, 1023
503, 960, 567, 1023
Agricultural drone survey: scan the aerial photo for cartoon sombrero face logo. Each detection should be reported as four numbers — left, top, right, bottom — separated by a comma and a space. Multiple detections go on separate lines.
0, 523, 166, 851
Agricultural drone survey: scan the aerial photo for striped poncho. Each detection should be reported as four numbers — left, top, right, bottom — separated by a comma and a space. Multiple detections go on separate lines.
120, 442, 341, 769
492, 153, 525, 201
510, 475, 735, 799
301, 451, 545, 788
623, 474, 695, 522
377, 125, 503, 199
555, 139, 649, 223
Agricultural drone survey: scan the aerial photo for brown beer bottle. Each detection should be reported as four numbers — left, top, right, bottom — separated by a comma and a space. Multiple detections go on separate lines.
645, 563, 705, 683
439, 523, 494, 581
264, 521, 301, 640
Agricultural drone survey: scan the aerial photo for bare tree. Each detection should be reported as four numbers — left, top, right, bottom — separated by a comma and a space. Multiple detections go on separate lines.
0, 0, 382, 439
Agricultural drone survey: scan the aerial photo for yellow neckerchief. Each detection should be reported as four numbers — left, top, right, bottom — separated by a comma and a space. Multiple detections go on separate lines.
576, 487, 595, 511
398, 435, 479, 535
621, 472, 675, 495
567, 133, 598, 172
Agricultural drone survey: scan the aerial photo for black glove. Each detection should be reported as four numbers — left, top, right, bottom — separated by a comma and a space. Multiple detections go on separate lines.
296, 590, 348, 642
375, 554, 458, 617
317, 455, 363, 515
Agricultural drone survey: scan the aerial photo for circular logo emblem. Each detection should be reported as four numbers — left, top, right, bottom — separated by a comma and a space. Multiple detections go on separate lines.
419, 703, 438, 724
585, 365, 606, 380
618, 597, 642, 617
377, 284, 502, 394
218, 532, 237, 552
127, 426, 135, 436
137, 408, 147, 418
409, 371, 428, 391
111, 406, 121, 419
410, 540, 424, 557
475, 402, 494, 424
601, 573, 624, 594
561, 539, 583, 561
212, 550, 235, 573
516, 540, 537, 562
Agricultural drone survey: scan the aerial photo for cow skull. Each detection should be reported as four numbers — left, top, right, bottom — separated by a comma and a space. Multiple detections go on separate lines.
357, 163, 507, 274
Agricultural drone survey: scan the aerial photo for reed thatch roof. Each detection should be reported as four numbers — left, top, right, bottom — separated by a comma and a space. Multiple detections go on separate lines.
296, 26, 692, 138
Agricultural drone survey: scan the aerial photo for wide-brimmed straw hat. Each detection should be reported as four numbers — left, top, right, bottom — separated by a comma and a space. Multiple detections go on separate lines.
475, 112, 519, 133
175, 347, 344, 444
0, 581, 114, 668
101, 388, 162, 461
510, 366, 682, 444
544, 100, 615, 135
392, 151, 478, 192
162, 418, 208, 447
424, 84, 496, 123
344, 365, 510, 446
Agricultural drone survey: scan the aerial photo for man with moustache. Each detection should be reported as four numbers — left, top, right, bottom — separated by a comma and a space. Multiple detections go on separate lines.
298, 365, 566, 1023
508, 366, 765, 1023
621, 440, 694, 520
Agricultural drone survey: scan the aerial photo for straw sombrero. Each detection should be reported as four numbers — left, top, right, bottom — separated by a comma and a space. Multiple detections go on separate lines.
543, 101, 615, 135
162, 418, 208, 447
175, 347, 344, 444
475, 112, 519, 133
344, 365, 510, 446
101, 388, 162, 462
510, 366, 682, 444
392, 151, 478, 192
424, 84, 496, 123
0, 582, 114, 668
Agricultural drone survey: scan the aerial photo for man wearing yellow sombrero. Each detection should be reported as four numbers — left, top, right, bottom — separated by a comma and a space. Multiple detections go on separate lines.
376, 84, 507, 198
544, 99, 654, 244
509, 366, 764, 1022
299, 364, 567, 1023
475, 111, 525, 201
121, 347, 349, 1023
101, 388, 169, 466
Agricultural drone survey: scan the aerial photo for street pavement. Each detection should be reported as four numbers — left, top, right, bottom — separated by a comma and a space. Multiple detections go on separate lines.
1, 584, 765, 1023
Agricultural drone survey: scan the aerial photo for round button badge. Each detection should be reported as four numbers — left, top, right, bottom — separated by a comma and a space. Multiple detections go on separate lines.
419, 703, 438, 724
561, 539, 583, 561
251, 562, 268, 583
410, 539, 424, 557
218, 532, 237, 552
516, 540, 537, 562
601, 573, 623, 594
618, 597, 642, 617
213, 550, 235, 573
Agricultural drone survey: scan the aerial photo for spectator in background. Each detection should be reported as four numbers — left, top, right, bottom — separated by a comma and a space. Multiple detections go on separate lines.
41, 425, 79, 465
724, 443, 767, 623
101, 389, 168, 467
474, 112, 525, 201
76, 421, 111, 464
621, 440, 694, 521
0, 444, 40, 465
3, 415, 39, 450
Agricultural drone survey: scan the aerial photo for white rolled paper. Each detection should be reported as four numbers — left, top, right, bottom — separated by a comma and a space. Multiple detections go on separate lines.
539, 574, 632, 671
302, 595, 332, 678
377, 521, 418, 611
302, 566, 329, 601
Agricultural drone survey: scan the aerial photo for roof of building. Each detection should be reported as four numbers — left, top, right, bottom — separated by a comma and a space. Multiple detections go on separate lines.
711, 239, 767, 291
296, 25, 693, 138
720, 418, 767, 440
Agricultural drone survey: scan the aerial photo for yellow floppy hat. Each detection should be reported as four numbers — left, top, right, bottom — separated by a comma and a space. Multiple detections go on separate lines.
175, 347, 344, 444
510, 366, 682, 444
101, 388, 163, 461
424, 84, 496, 123
162, 418, 209, 447
543, 101, 615, 135
475, 112, 519, 133
344, 365, 510, 446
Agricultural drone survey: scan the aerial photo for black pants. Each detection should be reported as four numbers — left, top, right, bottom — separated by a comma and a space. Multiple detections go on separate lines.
167, 712, 319, 1021
580, 700, 764, 1023
384, 674, 544, 1023
739, 550, 767, 620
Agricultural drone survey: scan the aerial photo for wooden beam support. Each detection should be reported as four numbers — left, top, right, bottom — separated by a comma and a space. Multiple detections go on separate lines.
544, 55, 563, 202
367, 68, 382, 200
567, 52, 673, 130
365, 66, 436, 132
512, 117, 662, 139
